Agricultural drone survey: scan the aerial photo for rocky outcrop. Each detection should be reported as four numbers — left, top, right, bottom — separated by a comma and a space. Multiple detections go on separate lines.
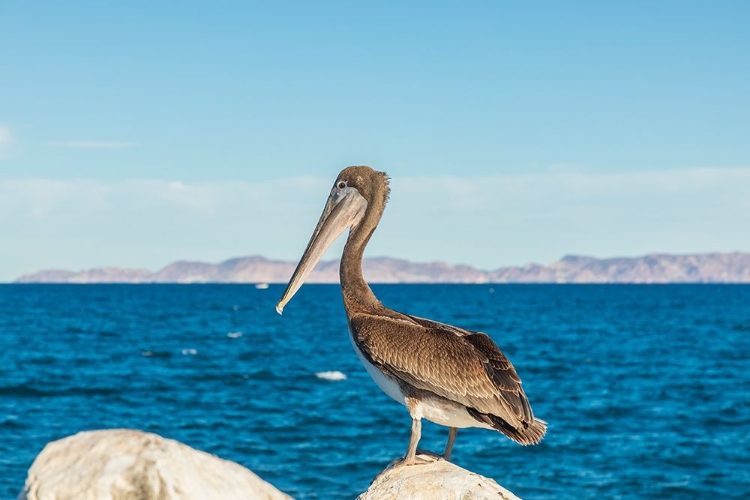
14, 252, 750, 284
19, 429, 293, 500
20, 430, 523, 500
358, 453, 521, 500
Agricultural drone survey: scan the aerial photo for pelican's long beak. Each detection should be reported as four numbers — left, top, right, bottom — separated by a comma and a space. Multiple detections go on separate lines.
276, 186, 367, 314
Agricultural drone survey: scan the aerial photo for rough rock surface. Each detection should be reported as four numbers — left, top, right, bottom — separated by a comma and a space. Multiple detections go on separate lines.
357, 453, 521, 500
19, 429, 293, 500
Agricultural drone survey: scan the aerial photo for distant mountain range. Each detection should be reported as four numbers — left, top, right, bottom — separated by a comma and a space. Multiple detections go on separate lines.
13, 252, 750, 283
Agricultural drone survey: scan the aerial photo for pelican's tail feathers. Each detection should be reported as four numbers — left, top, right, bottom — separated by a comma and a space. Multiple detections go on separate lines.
467, 408, 548, 445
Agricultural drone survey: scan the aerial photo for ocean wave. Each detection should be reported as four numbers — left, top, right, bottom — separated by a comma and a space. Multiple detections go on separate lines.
0, 383, 120, 398
316, 371, 347, 381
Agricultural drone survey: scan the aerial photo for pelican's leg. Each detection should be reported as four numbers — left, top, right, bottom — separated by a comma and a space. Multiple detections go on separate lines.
402, 397, 433, 466
443, 427, 458, 460
404, 417, 422, 465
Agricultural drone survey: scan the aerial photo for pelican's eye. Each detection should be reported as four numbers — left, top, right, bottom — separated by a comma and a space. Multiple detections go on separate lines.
337, 181, 347, 190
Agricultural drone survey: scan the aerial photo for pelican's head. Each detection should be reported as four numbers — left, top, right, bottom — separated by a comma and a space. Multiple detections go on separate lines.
276, 166, 389, 314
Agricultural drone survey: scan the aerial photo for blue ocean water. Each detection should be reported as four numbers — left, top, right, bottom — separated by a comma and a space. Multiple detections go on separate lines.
1, 284, 748, 499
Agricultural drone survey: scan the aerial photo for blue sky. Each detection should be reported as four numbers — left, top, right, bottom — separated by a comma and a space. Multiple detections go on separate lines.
1, 1, 749, 281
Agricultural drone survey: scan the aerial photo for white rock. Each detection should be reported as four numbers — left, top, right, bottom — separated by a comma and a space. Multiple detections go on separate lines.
19, 429, 293, 500
357, 453, 521, 500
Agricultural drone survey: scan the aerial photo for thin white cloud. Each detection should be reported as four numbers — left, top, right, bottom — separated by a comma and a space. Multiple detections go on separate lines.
0, 125, 12, 158
1, 167, 749, 281
386, 166, 750, 266
48, 140, 134, 149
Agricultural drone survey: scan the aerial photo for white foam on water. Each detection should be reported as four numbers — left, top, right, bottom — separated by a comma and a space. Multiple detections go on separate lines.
316, 371, 347, 381
227, 332, 243, 338
181, 349, 198, 355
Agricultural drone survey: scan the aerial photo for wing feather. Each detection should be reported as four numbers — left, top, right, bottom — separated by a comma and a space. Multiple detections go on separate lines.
350, 312, 535, 426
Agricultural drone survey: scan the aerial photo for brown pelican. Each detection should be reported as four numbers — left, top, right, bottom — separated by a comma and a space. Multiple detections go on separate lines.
277, 166, 546, 465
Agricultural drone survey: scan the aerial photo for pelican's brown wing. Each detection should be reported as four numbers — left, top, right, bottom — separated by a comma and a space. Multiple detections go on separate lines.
405, 315, 529, 398
350, 311, 546, 444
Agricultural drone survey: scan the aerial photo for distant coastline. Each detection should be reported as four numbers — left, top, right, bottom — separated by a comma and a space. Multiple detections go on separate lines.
13, 252, 750, 284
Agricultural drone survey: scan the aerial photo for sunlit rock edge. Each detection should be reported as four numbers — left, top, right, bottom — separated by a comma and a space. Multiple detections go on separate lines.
18, 429, 293, 500
357, 453, 521, 500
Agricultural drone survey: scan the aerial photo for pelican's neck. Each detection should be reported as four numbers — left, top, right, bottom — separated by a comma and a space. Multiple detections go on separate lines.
340, 197, 384, 313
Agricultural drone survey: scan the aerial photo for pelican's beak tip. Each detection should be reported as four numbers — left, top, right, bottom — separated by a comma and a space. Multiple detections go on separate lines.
275, 303, 284, 315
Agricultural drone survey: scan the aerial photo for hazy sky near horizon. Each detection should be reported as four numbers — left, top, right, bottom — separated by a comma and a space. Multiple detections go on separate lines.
1, 1, 749, 281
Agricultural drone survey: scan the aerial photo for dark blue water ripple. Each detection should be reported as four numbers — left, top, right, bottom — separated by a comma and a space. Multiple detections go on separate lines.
1, 284, 749, 499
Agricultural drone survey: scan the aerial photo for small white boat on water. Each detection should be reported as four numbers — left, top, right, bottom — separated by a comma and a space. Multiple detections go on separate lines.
254, 283, 269, 289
